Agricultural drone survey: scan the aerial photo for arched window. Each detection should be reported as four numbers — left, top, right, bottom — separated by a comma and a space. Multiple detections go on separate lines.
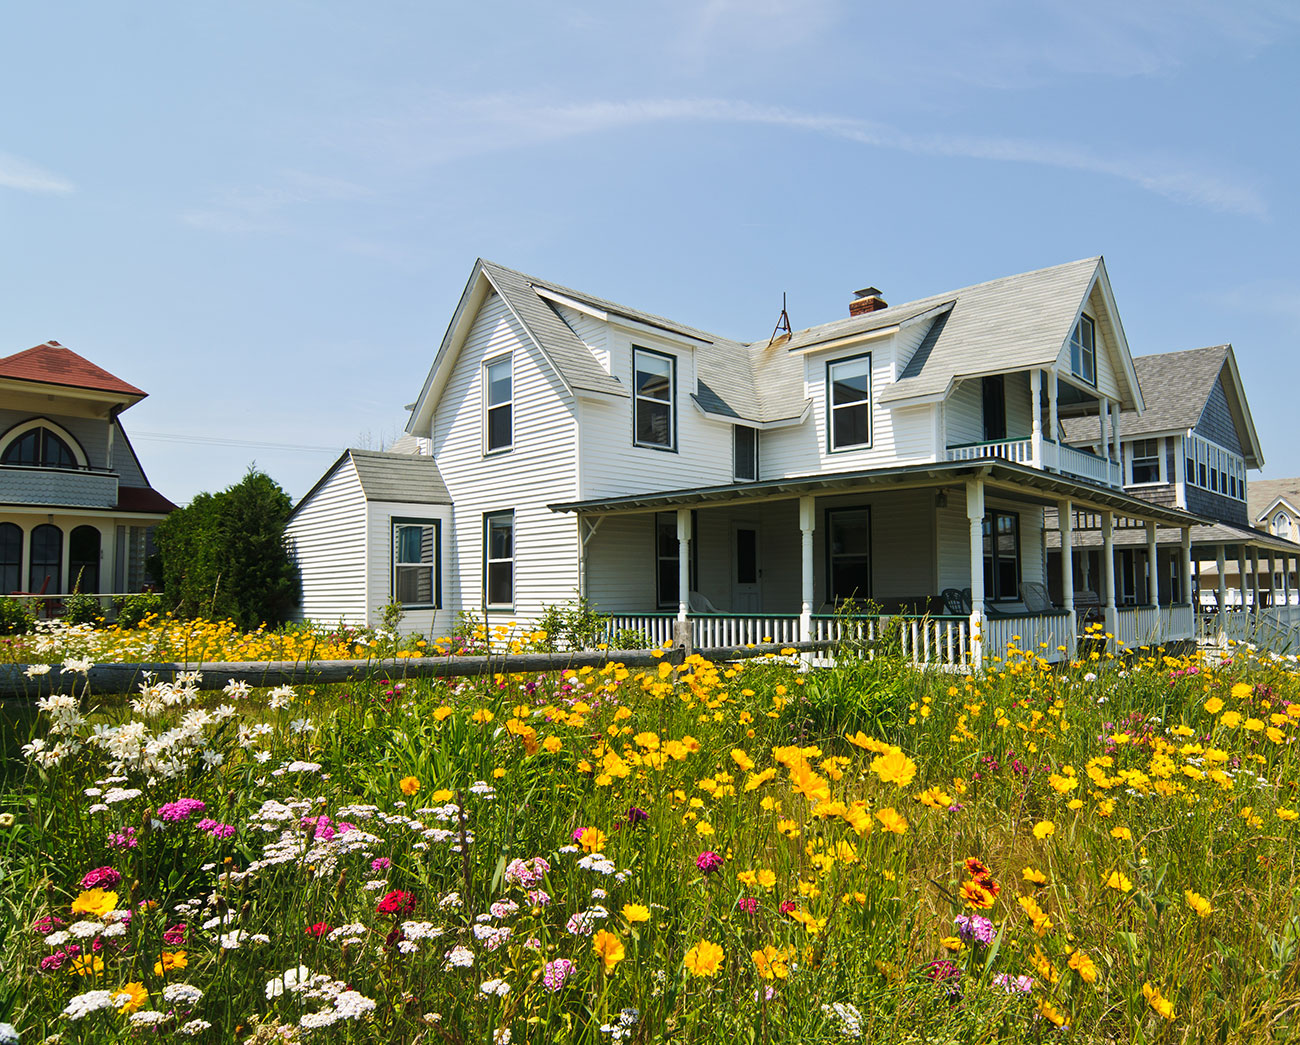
29, 524, 62, 594
1, 425, 78, 468
0, 523, 21, 596
1274, 512, 1292, 538
69, 526, 100, 593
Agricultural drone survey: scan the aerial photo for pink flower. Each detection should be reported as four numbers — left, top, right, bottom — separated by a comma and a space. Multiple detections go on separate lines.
696, 850, 723, 874
163, 923, 187, 945
370, 857, 392, 871
156, 798, 206, 822
79, 867, 122, 890
377, 890, 416, 916
543, 958, 575, 992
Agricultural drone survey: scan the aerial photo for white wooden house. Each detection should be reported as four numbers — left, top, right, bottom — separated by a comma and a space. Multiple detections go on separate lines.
288, 256, 1211, 666
0, 341, 177, 603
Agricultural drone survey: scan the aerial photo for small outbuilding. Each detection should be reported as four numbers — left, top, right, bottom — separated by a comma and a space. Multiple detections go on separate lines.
284, 449, 452, 634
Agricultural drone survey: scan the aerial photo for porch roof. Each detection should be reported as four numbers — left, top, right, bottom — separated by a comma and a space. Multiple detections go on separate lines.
1044, 516, 1300, 556
549, 460, 1210, 528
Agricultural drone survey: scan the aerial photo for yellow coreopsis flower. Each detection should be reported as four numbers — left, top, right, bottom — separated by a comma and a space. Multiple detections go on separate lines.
1278, 807, 1299, 822
730, 748, 755, 771
875, 807, 908, 834
72, 954, 105, 976
1106, 870, 1133, 893
684, 939, 724, 977
756, 868, 777, 890
1220, 711, 1242, 729
113, 982, 148, 1013
578, 827, 607, 853
1022, 866, 1048, 886
1033, 820, 1055, 840
1067, 949, 1099, 984
1204, 696, 1225, 715
1230, 682, 1253, 700
399, 776, 420, 796
433, 705, 453, 722
870, 748, 918, 788
153, 950, 187, 976
592, 930, 625, 972
737, 870, 758, 886
471, 708, 494, 725
71, 889, 118, 920
431, 789, 454, 802
1142, 981, 1176, 1020
543, 736, 563, 753
1185, 889, 1212, 918
622, 903, 650, 924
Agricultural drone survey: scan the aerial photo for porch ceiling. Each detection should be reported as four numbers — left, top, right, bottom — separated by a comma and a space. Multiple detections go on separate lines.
549, 460, 1211, 528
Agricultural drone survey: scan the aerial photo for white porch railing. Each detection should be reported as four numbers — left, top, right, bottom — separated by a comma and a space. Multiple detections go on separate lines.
605, 614, 678, 648
947, 439, 1035, 466
692, 614, 801, 647
982, 612, 1074, 663
812, 614, 972, 668
1053, 441, 1122, 488
1162, 604, 1195, 642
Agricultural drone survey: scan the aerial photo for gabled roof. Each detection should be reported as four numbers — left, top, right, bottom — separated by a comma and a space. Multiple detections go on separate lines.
291, 449, 451, 518
1249, 478, 1300, 524
0, 341, 146, 400
1061, 345, 1264, 467
875, 257, 1140, 406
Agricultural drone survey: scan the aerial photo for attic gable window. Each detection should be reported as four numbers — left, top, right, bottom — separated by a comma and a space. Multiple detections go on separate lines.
484, 355, 513, 453
1, 426, 78, 469
1069, 315, 1096, 385
633, 348, 675, 450
828, 353, 871, 451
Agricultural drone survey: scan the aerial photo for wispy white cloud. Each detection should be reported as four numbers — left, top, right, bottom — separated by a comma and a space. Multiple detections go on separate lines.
389, 94, 1266, 217
182, 169, 373, 234
0, 152, 74, 194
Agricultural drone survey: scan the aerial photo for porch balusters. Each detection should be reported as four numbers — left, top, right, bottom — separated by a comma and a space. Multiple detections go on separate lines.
966, 477, 985, 671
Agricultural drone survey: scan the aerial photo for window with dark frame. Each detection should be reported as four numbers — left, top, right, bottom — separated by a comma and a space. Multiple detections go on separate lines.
68, 525, 100, 594
393, 519, 439, 607
826, 507, 870, 604
0, 523, 20, 596
2, 426, 77, 469
655, 511, 699, 609
981, 375, 1007, 441
29, 522, 62, 594
827, 354, 871, 451
733, 425, 757, 481
484, 512, 514, 608
982, 510, 1020, 602
484, 356, 512, 452
1069, 315, 1096, 385
633, 348, 675, 449
1131, 438, 1160, 484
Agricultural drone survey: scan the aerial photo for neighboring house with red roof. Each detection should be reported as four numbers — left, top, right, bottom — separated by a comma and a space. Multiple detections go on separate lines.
0, 341, 177, 599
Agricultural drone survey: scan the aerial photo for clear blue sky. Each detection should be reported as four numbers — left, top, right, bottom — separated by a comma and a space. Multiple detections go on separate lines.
3, 1, 1299, 503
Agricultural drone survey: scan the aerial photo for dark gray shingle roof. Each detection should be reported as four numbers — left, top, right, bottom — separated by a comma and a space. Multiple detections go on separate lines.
348, 449, 450, 504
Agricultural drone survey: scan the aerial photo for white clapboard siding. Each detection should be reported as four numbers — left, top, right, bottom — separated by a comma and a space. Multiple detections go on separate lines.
579, 325, 735, 500
284, 457, 369, 625
365, 501, 455, 636
935, 495, 1046, 593
945, 372, 1034, 448
429, 291, 581, 628
555, 303, 610, 373
760, 334, 936, 480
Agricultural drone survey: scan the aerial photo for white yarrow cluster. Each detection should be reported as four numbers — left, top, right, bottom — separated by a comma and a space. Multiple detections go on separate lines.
821, 1002, 863, 1039
63, 989, 117, 1019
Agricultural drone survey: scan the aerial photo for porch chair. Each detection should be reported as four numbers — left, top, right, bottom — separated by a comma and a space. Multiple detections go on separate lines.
688, 590, 723, 614
940, 588, 970, 615
962, 586, 1011, 619
1019, 581, 1055, 614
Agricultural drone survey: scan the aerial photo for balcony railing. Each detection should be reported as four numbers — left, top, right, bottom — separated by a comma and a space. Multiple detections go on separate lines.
0, 464, 119, 509
946, 439, 1121, 488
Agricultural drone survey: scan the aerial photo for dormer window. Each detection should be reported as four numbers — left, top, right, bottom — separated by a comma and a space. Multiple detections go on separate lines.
827, 354, 871, 451
1069, 315, 1096, 385
633, 348, 675, 450
1, 425, 78, 469
484, 355, 513, 453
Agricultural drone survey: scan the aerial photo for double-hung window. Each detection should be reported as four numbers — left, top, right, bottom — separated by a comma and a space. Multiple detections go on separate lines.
982, 510, 1020, 602
828, 354, 871, 451
826, 507, 871, 604
733, 425, 758, 481
393, 519, 439, 607
1069, 315, 1096, 385
1130, 438, 1160, 484
484, 511, 514, 609
484, 355, 513, 453
633, 348, 675, 450
655, 511, 699, 609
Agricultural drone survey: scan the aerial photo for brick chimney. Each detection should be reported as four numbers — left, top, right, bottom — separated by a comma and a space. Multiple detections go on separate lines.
850, 286, 887, 316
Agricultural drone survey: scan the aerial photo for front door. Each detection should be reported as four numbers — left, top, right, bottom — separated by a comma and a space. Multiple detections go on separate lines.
733, 523, 761, 612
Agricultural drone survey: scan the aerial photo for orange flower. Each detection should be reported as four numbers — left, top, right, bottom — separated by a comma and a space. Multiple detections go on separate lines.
399, 776, 420, 796
592, 930, 624, 972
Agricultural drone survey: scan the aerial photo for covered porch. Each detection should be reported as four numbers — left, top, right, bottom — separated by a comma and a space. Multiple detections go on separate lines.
551, 461, 1201, 669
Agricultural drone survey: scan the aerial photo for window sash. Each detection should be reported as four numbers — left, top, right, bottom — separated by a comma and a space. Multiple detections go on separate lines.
655, 511, 699, 609
826, 507, 870, 604
1070, 316, 1096, 385
484, 513, 514, 608
393, 521, 439, 607
982, 510, 1020, 602
1131, 438, 1160, 484
733, 425, 757, 481
828, 355, 871, 451
633, 349, 675, 449
484, 357, 512, 452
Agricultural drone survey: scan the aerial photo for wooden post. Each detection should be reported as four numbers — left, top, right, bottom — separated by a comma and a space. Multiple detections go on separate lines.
799, 495, 814, 644
967, 478, 985, 671
1047, 369, 1059, 465
1217, 545, 1228, 636
1147, 521, 1160, 642
1102, 511, 1117, 648
1060, 499, 1075, 653
676, 508, 691, 625
1030, 368, 1043, 468
1182, 529, 1193, 607
1237, 548, 1248, 612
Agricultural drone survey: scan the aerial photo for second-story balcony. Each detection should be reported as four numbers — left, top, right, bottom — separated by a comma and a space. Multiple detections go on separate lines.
0, 463, 120, 509
946, 437, 1122, 488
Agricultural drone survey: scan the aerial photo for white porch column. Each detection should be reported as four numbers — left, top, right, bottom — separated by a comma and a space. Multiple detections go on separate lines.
1251, 548, 1260, 615
799, 495, 815, 643
1182, 529, 1194, 607
1060, 499, 1076, 653
1102, 511, 1117, 647
1112, 403, 1122, 467
1099, 399, 1110, 459
676, 508, 691, 624
1237, 548, 1248, 611
1048, 369, 1059, 455
1217, 545, 1228, 626
967, 478, 986, 671
1030, 368, 1043, 468
1146, 520, 1160, 615
1285, 555, 1292, 607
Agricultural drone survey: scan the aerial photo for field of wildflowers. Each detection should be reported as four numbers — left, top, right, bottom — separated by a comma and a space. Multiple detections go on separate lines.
3, 620, 1300, 1043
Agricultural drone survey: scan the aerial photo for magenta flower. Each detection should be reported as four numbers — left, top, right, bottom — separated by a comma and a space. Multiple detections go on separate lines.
79, 866, 122, 891
107, 827, 139, 849
163, 923, 187, 945
156, 799, 206, 822
696, 850, 723, 874
543, 958, 575, 992
736, 897, 758, 913
371, 857, 393, 872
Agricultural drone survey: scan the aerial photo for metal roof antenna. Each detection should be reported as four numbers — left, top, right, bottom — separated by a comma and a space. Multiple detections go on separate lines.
768, 292, 792, 347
